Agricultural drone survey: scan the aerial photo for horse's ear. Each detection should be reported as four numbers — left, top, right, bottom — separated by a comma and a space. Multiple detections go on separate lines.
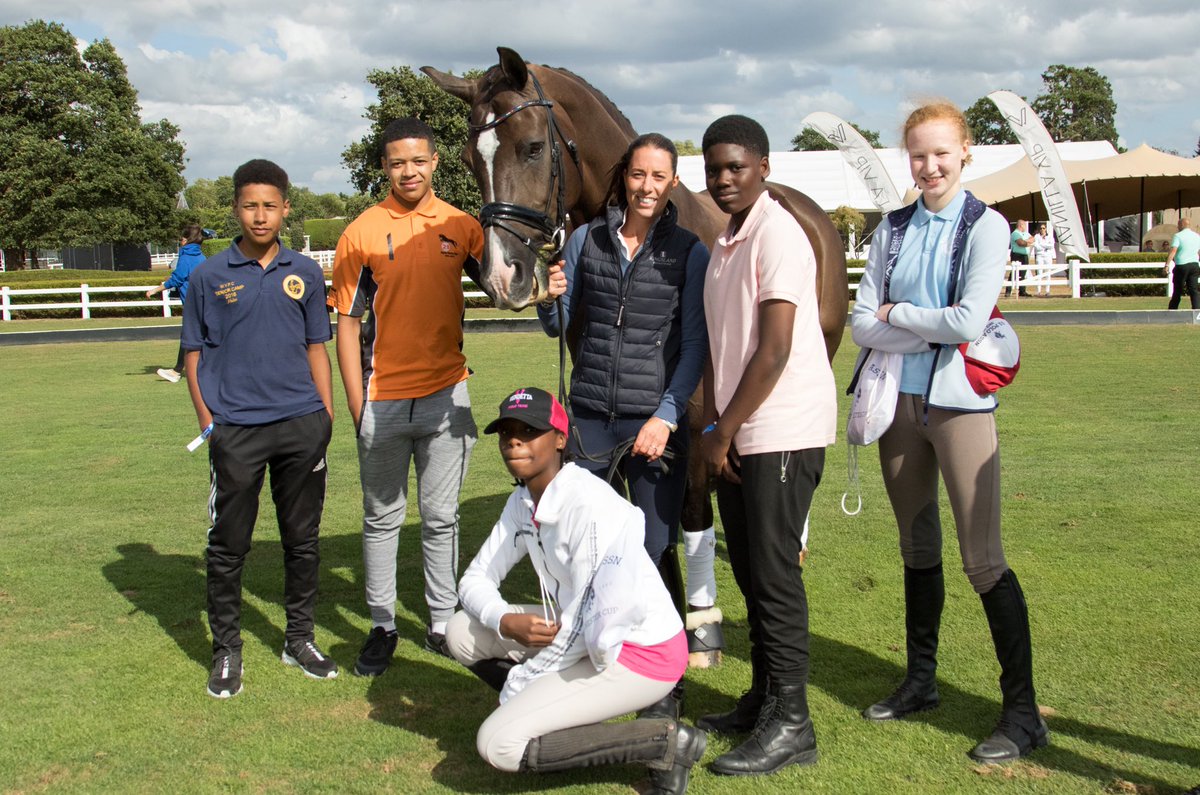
496, 47, 529, 90
421, 66, 476, 103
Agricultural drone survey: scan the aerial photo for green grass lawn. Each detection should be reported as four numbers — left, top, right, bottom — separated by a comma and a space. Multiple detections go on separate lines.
1, 327, 1198, 794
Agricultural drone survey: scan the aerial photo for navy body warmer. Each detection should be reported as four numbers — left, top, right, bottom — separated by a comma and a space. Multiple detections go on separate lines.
569, 203, 700, 418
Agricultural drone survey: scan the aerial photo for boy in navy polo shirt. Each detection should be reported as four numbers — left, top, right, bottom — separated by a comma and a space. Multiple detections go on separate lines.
181, 159, 337, 698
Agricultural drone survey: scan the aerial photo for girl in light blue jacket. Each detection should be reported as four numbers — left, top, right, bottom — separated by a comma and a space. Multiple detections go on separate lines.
850, 101, 1047, 765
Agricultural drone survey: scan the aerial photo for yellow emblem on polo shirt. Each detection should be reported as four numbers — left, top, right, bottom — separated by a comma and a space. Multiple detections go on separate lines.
283, 274, 305, 300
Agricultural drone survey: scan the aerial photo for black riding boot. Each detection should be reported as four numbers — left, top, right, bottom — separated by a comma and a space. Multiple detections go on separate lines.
863, 563, 944, 721
657, 542, 687, 620
697, 648, 767, 733
466, 658, 514, 692
710, 682, 818, 776
522, 718, 707, 795
969, 569, 1049, 763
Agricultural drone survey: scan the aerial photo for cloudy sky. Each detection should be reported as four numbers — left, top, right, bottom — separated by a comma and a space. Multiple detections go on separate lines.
5, 0, 1199, 195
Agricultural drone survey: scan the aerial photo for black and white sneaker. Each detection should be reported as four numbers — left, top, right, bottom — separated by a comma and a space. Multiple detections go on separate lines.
207, 650, 243, 699
282, 640, 339, 679
354, 626, 399, 676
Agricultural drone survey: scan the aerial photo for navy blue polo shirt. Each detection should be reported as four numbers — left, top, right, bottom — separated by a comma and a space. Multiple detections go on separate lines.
182, 239, 332, 426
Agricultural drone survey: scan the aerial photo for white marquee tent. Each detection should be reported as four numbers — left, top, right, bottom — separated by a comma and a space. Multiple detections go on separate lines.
676, 141, 1117, 213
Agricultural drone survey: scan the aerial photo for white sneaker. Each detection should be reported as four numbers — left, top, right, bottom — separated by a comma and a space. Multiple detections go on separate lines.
156, 368, 181, 383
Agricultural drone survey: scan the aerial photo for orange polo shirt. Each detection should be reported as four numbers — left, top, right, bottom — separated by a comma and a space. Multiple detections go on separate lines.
331, 191, 483, 401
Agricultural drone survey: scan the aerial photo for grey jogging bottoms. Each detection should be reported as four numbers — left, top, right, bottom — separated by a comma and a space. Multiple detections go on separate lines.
358, 380, 476, 627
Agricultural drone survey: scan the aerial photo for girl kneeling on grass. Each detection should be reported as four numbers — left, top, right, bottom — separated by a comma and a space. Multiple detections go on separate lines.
445, 387, 706, 794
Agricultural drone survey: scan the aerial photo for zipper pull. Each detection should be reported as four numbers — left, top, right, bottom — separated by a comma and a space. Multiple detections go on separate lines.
615, 304, 625, 328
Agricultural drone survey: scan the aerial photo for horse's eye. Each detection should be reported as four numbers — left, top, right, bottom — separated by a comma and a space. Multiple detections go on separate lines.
526, 141, 545, 160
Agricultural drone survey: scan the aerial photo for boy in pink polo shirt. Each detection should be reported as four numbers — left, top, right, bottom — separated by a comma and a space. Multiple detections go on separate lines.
695, 115, 837, 777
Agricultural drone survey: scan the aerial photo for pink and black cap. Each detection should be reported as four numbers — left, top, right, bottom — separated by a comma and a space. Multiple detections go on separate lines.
484, 387, 569, 435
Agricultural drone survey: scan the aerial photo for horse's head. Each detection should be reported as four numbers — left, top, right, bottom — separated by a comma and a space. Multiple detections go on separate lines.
423, 48, 579, 310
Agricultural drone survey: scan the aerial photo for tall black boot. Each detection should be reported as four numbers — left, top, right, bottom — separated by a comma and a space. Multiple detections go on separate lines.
466, 658, 514, 692
657, 543, 687, 620
710, 682, 818, 776
697, 648, 767, 733
863, 563, 944, 721
522, 718, 706, 794
969, 569, 1049, 763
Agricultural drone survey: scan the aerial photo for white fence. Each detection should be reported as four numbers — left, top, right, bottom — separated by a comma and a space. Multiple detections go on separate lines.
1, 278, 489, 321
846, 260, 1167, 299
0, 261, 1171, 321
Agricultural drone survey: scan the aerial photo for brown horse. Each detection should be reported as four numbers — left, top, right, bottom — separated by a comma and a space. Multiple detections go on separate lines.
425, 48, 847, 666
422, 46, 848, 361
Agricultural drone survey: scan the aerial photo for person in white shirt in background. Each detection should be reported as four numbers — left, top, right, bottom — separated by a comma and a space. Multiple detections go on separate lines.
1031, 223, 1056, 296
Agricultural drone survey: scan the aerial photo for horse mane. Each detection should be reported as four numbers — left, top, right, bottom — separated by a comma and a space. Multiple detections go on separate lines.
479, 61, 637, 138
546, 66, 637, 137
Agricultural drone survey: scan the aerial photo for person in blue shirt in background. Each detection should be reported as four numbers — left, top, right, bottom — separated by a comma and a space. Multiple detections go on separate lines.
147, 223, 207, 382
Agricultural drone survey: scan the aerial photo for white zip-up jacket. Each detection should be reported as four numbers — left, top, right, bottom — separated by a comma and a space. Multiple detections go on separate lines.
458, 463, 683, 704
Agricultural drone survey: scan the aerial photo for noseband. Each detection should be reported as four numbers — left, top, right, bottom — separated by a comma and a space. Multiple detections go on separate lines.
471, 72, 581, 256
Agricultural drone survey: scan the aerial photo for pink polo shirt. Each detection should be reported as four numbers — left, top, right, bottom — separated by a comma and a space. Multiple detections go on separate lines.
703, 190, 837, 455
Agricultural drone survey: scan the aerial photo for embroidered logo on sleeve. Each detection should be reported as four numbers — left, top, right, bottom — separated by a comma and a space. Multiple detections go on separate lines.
283, 274, 305, 300
439, 234, 460, 257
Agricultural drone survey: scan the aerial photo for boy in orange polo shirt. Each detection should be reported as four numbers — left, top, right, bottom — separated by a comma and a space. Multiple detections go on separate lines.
330, 117, 484, 676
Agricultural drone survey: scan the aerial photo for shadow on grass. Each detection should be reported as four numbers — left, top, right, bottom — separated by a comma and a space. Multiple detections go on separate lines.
103, 543, 212, 667
103, 540, 363, 668
352, 490, 733, 793
705, 530, 1198, 790
101, 491, 518, 671
360, 647, 733, 793
811, 632, 1199, 792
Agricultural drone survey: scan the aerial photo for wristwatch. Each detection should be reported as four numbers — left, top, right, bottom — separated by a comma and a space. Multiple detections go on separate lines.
658, 417, 678, 433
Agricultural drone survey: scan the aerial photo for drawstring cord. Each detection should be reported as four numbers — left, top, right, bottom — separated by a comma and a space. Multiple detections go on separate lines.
841, 444, 863, 516
538, 573, 558, 626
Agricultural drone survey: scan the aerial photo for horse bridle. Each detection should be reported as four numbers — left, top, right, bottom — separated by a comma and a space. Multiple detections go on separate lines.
470, 72, 581, 258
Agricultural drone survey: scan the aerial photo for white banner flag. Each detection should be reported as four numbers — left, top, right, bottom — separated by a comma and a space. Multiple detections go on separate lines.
987, 90, 1090, 262
802, 111, 905, 212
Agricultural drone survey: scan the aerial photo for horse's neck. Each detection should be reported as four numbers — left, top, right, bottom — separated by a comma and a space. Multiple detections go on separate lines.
672, 190, 726, 249
538, 68, 725, 242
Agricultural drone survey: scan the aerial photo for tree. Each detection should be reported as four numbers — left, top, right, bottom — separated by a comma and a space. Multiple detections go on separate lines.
185, 177, 237, 237
285, 186, 349, 249
1194, 136, 1199, 157
187, 176, 350, 248
1031, 64, 1118, 148
791, 124, 882, 151
674, 139, 702, 156
830, 205, 866, 254
341, 66, 484, 216
0, 21, 186, 268
964, 96, 1019, 146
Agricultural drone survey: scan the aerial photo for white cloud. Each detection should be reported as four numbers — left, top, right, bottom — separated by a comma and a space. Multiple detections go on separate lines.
5, 0, 1200, 192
